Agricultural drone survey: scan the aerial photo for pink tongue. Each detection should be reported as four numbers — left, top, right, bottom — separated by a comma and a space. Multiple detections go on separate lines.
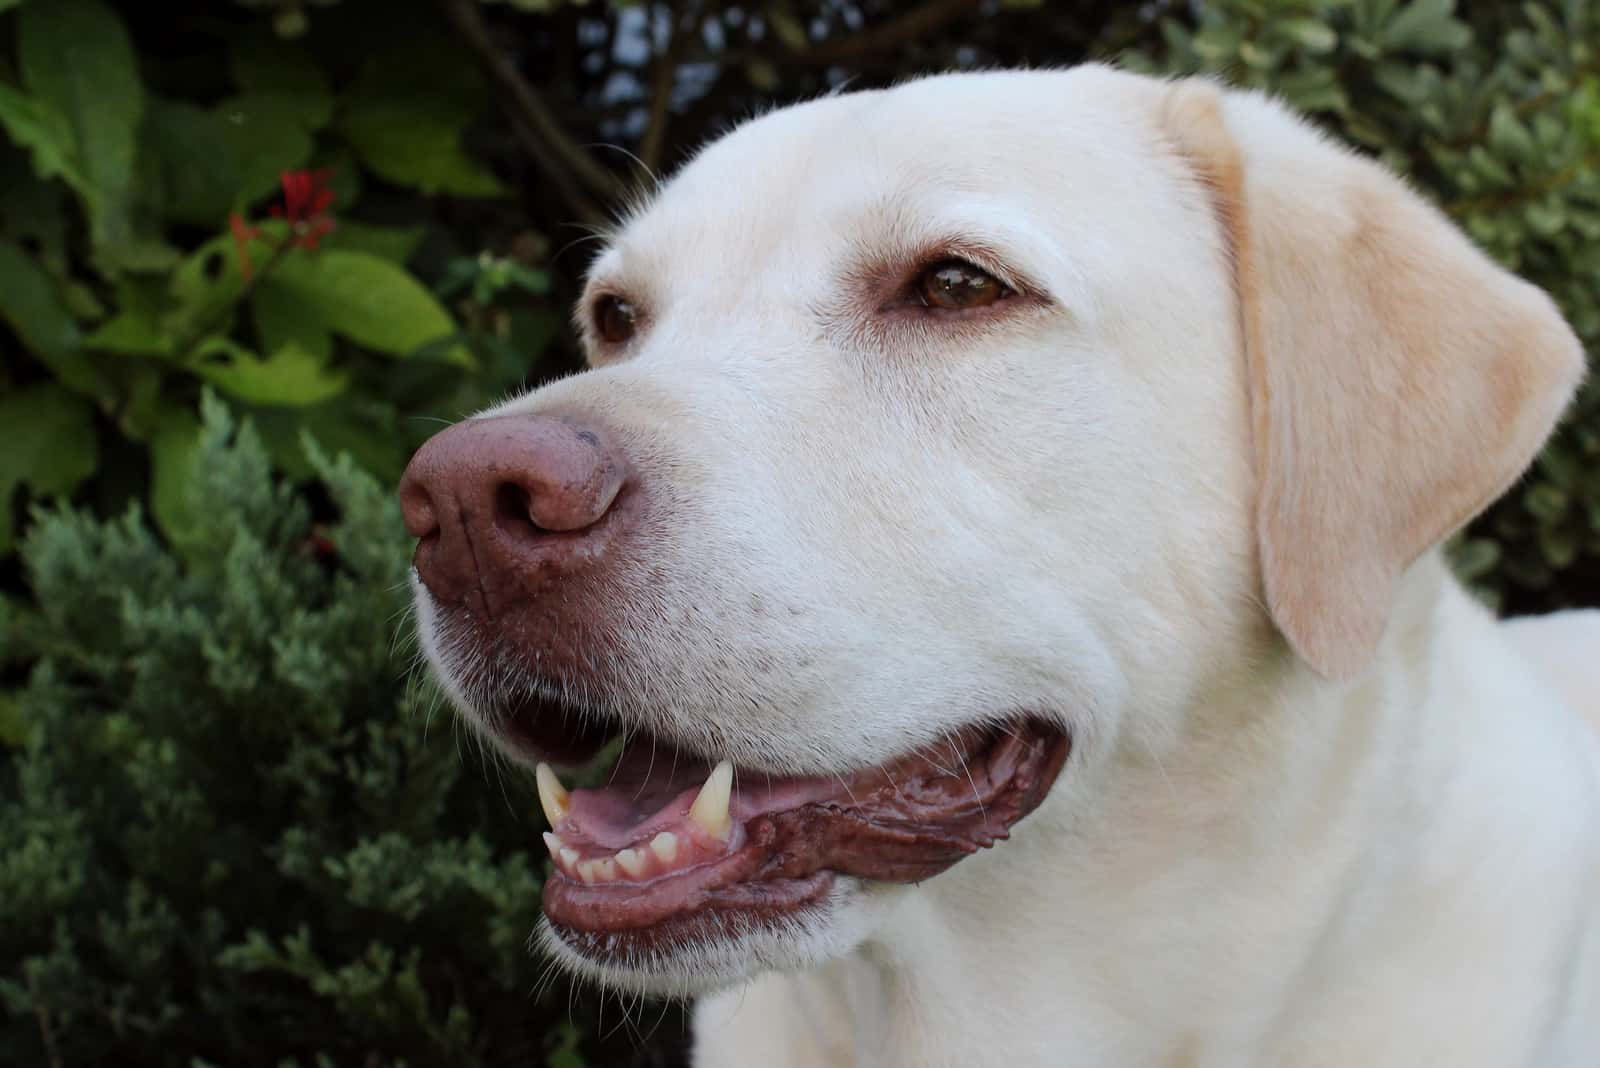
563, 782, 704, 851
559, 765, 846, 854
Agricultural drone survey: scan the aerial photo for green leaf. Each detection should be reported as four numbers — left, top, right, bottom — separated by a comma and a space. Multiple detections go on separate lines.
767, 10, 809, 51
1275, 68, 1348, 114
0, 691, 25, 748
193, 337, 350, 408
143, 98, 241, 226
1525, 198, 1565, 237
1382, 0, 1471, 54
149, 406, 203, 547
0, 383, 97, 551
0, 235, 83, 365
0, 83, 89, 194
215, 93, 315, 204
269, 250, 469, 362
1538, 524, 1580, 568
85, 274, 172, 357
1448, 536, 1501, 581
1536, 443, 1581, 490
17, 0, 144, 265
336, 46, 504, 198
1278, 18, 1339, 53
1524, 483, 1570, 522
229, 30, 334, 130
320, 221, 426, 264
253, 278, 333, 362
1487, 103, 1538, 164
745, 60, 780, 92
0, 146, 70, 259
339, 101, 505, 197
506, 264, 551, 294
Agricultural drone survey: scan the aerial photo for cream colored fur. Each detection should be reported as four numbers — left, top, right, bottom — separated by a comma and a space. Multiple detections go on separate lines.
413, 65, 1600, 1066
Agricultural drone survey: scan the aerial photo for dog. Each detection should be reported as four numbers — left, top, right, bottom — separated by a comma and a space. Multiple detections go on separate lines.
399, 65, 1600, 1066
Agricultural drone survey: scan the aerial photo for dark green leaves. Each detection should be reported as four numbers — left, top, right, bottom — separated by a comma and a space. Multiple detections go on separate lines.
0, 383, 97, 551
17, 0, 146, 269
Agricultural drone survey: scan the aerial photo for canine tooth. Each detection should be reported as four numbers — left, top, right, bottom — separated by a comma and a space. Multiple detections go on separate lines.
594, 858, 619, 881
651, 831, 679, 863
559, 847, 579, 869
616, 848, 646, 877
688, 761, 734, 841
535, 763, 569, 826
542, 832, 564, 861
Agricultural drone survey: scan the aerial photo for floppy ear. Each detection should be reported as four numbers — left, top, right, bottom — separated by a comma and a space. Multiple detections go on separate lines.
1161, 79, 1585, 679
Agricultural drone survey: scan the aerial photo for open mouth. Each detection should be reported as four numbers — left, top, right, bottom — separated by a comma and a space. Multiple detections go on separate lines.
504, 696, 1071, 956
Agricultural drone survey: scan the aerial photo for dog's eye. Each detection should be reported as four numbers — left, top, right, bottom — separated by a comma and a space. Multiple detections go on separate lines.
593, 295, 638, 344
915, 260, 1012, 310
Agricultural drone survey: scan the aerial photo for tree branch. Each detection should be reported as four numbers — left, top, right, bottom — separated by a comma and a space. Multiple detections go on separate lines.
26, 971, 63, 1068
802, 0, 983, 65
640, 2, 693, 174
437, 0, 625, 224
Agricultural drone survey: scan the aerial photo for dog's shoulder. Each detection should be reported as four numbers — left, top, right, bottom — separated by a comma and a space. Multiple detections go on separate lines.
1501, 609, 1600, 731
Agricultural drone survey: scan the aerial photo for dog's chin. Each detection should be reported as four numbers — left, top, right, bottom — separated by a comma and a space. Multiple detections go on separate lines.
534, 876, 896, 998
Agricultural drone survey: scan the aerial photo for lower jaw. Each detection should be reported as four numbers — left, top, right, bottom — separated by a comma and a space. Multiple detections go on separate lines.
544, 870, 837, 958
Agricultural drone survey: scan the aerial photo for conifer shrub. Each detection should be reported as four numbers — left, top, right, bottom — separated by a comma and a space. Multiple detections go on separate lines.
0, 398, 685, 1067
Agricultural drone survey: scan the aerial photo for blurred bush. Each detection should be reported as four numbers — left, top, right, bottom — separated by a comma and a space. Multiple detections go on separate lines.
0, 0, 1596, 1065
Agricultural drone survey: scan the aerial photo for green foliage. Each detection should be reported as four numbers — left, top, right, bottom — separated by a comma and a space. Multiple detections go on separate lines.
0, 0, 556, 553
1, 0, 1597, 1065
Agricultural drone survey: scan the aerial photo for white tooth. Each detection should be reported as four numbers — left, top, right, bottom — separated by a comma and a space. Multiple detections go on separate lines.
688, 761, 734, 841
542, 832, 564, 861
594, 858, 619, 881
651, 831, 679, 863
535, 763, 569, 826
559, 847, 579, 869
616, 848, 646, 877
576, 860, 598, 883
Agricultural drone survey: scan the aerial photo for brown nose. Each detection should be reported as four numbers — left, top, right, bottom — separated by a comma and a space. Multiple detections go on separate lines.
398, 415, 628, 607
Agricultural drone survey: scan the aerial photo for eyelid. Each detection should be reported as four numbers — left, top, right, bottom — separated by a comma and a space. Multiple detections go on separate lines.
922, 250, 1024, 296
884, 238, 1044, 309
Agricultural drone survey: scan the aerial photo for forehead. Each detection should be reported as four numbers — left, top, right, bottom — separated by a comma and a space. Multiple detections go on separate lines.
592, 66, 1170, 285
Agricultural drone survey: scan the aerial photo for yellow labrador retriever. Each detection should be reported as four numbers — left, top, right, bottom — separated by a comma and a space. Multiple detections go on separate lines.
400, 66, 1600, 1067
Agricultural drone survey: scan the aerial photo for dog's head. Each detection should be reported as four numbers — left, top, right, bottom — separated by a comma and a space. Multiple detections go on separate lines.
400, 66, 1582, 995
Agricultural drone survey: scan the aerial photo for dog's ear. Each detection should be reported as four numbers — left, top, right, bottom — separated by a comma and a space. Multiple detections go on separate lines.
1161, 79, 1584, 679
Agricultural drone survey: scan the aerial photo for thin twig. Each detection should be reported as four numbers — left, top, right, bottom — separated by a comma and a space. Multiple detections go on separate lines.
26, 971, 63, 1068
640, 1, 693, 174
437, 0, 624, 223
802, 0, 982, 65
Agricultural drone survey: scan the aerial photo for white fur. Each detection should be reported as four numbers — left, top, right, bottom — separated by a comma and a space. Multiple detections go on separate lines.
412, 66, 1600, 1066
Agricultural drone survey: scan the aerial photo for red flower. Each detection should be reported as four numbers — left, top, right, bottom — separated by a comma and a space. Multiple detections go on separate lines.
270, 168, 337, 249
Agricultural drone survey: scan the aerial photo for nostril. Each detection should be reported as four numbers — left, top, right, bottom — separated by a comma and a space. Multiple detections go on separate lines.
494, 481, 544, 540
399, 479, 441, 541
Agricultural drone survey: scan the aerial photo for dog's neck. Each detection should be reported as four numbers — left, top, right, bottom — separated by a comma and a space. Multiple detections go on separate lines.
819, 552, 1600, 1067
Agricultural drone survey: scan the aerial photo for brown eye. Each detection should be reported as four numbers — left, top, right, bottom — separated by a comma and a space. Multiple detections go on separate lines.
916, 260, 1011, 310
594, 295, 637, 344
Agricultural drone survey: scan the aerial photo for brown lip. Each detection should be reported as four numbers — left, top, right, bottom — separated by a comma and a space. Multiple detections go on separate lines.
540, 720, 1070, 941
547, 872, 838, 959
